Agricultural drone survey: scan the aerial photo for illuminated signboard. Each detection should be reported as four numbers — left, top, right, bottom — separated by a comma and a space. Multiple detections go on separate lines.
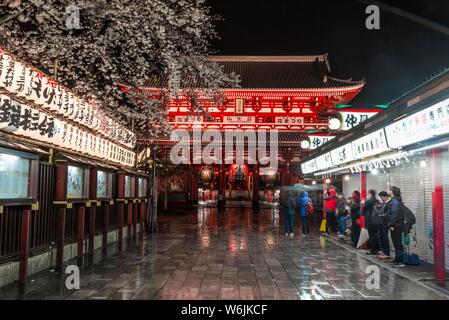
0, 50, 136, 149
275, 117, 304, 124
385, 97, 449, 148
315, 153, 333, 170
0, 94, 135, 167
332, 111, 378, 131
330, 143, 354, 165
301, 159, 318, 174
351, 129, 390, 159
223, 116, 255, 123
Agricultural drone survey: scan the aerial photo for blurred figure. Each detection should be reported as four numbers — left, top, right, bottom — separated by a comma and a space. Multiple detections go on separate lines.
388, 186, 405, 267
282, 189, 297, 238
377, 191, 391, 259
336, 193, 349, 238
362, 189, 381, 255
298, 191, 312, 236
350, 191, 361, 246
323, 188, 338, 236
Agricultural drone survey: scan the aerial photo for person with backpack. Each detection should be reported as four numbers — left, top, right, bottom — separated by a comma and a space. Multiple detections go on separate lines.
362, 189, 381, 255
323, 188, 338, 236
387, 186, 405, 267
298, 191, 313, 236
376, 191, 391, 259
350, 191, 361, 247
336, 193, 349, 238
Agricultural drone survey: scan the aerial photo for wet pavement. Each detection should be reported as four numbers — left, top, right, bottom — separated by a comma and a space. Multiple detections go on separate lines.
0, 207, 447, 300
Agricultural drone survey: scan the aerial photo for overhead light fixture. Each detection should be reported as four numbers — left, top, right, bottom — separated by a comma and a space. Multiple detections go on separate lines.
344, 175, 350, 181
420, 160, 427, 168
371, 168, 379, 175
328, 118, 341, 130
312, 180, 317, 185
325, 178, 331, 184
300, 140, 311, 149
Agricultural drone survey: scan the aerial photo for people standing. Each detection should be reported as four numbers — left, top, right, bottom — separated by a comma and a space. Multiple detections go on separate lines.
283, 190, 297, 238
350, 191, 361, 246
387, 186, 405, 267
323, 188, 338, 236
298, 191, 312, 236
377, 191, 391, 259
362, 189, 381, 255
336, 193, 348, 238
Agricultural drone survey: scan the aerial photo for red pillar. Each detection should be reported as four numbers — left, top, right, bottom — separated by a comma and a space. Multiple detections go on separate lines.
102, 205, 109, 250
139, 202, 145, 237
56, 208, 66, 270
18, 209, 31, 283
432, 149, 446, 280
117, 203, 124, 250
218, 164, 225, 207
127, 203, 133, 241
117, 173, 125, 250
360, 171, 367, 201
132, 202, 137, 241
76, 206, 85, 263
88, 206, 95, 255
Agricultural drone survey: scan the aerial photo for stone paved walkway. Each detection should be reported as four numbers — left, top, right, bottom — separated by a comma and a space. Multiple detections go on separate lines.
0, 207, 447, 300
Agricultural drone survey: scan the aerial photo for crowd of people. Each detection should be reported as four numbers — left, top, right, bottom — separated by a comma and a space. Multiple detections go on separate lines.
283, 185, 408, 267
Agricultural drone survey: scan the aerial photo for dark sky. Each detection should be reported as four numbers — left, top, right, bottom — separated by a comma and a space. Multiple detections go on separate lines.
209, 0, 449, 105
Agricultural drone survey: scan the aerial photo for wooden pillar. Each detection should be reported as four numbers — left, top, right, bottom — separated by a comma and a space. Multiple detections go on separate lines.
117, 172, 125, 250
88, 206, 95, 255
56, 207, 66, 270
18, 208, 31, 283
132, 202, 137, 241
102, 204, 109, 250
139, 202, 145, 237
54, 161, 68, 271
88, 167, 98, 256
432, 149, 446, 280
76, 205, 85, 264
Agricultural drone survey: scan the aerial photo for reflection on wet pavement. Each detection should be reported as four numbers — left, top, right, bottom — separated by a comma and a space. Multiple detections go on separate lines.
0, 207, 446, 300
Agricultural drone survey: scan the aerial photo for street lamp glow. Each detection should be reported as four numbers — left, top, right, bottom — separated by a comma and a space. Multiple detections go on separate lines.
300, 140, 310, 149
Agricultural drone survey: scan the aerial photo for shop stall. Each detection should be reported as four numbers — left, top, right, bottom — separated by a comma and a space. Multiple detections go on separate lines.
301, 71, 449, 279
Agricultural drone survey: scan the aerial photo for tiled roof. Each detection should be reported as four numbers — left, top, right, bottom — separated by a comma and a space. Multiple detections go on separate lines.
144, 54, 364, 90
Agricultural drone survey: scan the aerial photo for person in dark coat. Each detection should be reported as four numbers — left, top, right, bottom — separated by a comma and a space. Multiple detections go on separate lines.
297, 191, 312, 236
388, 186, 405, 266
362, 189, 380, 254
282, 190, 297, 238
336, 193, 349, 238
350, 191, 361, 246
377, 191, 391, 259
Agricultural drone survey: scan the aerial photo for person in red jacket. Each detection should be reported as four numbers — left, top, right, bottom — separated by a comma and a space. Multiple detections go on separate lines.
323, 188, 338, 236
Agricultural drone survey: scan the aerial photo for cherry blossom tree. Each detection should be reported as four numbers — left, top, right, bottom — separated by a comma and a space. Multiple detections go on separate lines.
0, 0, 239, 138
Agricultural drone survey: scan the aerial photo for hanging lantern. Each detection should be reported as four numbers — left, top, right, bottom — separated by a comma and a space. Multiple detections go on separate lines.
282, 97, 293, 113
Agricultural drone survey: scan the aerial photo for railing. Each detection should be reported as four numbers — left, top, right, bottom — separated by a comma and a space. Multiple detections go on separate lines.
0, 205, 23, 264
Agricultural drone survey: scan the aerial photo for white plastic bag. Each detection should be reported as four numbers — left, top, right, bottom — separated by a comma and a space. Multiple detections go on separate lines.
357, 228, 369, 248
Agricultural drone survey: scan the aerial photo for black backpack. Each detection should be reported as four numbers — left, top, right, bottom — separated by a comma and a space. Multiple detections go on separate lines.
402, 204, 416, 234
370, 204, 383, 230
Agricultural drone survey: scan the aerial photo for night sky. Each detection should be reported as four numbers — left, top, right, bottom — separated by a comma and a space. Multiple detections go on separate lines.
209, 0, 449, 105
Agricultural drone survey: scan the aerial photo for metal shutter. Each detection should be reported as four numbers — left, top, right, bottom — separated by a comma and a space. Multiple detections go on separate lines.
389, 159, 434, 263
342, 173, 360, 197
